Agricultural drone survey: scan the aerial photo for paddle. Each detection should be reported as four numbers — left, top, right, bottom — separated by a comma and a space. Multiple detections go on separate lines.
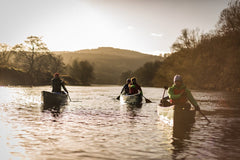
116, 95, 120, 100
143, 95, 152, 103
198, 109, 211, 123
160, 86, 168, 103
67, 93, 72, 102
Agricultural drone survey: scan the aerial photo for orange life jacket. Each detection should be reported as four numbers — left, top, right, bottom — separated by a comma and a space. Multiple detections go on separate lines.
170, 87, 187, 105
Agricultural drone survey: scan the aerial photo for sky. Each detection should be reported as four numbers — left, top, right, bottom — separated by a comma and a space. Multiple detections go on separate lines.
0, 0, 230, 55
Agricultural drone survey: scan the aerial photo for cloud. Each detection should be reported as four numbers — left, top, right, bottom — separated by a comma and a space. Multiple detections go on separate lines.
151, 33, 163, 37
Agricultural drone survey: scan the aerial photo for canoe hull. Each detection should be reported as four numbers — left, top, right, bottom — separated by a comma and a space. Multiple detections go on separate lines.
157, 105, 196, 126
120, 93, 142, 105
41, 91, 68, 106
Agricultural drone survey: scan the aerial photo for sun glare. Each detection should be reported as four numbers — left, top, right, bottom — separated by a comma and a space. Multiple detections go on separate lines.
0, 87, 16, 104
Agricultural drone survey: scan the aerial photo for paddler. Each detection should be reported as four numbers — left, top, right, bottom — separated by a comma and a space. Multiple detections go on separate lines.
128, 77, 142, 95
168, 75, 200, 111
51, 73, 68, 94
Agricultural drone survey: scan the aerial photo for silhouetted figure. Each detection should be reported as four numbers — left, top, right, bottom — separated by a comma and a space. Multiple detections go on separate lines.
51, 73, 68, 94
121, 78, 131, 95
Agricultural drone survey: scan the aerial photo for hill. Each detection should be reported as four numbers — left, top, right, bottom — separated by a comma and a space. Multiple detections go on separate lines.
54, 47, 163, 84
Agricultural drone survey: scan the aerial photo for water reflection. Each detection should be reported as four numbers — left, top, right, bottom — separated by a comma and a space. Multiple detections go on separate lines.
120, 103, 142, 118
1, 86, 240, 159
171, 118, 195, 159
41, 104, 66, 118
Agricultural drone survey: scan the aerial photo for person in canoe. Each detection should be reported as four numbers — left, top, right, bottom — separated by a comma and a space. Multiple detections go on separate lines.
121, 78, 131, 95
51, 73, 68, 94
116, 78, 131, 100
167, 75, 200, 111
128, 77, 143, 95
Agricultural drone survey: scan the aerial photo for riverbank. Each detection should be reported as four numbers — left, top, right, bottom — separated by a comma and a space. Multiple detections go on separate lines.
1, 66, 240, 93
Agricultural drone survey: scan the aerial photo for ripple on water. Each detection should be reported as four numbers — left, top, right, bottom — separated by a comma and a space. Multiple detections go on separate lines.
0, 86, 240, 159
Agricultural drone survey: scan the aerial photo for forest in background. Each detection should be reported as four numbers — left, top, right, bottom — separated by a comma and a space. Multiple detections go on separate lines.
0, 0, 239, 91
0, 41, 163, 86
152, 0, 240, 92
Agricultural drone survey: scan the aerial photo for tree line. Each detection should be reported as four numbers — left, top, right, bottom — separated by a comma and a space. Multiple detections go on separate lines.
0, 36, 94, 86
119, 0, 240, 92
151, 0, 240, 91
1, 0, 239, 91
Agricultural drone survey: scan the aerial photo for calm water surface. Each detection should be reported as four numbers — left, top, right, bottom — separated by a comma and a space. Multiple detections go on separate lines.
0, 86, 240, 160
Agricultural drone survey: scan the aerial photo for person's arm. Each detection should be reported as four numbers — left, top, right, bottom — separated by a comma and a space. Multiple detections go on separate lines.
138, 85, 143, 95
186, 88, 200, 110
61, 81, 68, 93
120, 85, 125, 94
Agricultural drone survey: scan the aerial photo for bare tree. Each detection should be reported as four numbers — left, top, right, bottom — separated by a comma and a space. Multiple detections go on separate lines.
0, 43, 12, 66
171, 28, 201, 53
12, 36, 50, 84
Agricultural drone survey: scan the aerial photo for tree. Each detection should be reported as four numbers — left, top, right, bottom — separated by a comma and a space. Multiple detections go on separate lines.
134, 61, 162, 86
217, 0, 240, 34
0, 43, 12, 66
119, 70, 134, 84
171, 28, 201, 52
69, 60, 94, 85
11, 36, 62, 84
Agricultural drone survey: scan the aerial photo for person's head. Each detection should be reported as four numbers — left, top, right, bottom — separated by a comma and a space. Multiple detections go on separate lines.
173, 75, 183, 87
54, 73, 60, 78
131, 77, 137, 84
126, 78, 131, 84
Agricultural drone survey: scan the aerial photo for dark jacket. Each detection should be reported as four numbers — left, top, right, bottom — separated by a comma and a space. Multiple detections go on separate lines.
51, 77, 68, 93
121, 84, 130, 94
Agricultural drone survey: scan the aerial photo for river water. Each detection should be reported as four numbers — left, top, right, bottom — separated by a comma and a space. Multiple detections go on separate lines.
0, 86, 240, 160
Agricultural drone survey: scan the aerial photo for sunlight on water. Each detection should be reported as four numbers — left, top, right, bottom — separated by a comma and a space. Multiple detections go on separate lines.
0, 87, 16, 104
0, 86, 240, 159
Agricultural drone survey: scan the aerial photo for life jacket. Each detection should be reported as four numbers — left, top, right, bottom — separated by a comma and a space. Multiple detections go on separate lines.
129, 83, 141, 94
170, 87, 187, 105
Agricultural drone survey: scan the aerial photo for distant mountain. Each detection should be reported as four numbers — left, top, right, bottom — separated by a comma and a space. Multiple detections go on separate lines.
54, 47, 163, 84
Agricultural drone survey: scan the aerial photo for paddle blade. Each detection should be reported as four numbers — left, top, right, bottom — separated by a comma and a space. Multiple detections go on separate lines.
145, 97, 152, 103
116, 95, 120, 100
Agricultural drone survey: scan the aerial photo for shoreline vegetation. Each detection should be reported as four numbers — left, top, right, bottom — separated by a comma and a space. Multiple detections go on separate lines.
0, 1, 240, 92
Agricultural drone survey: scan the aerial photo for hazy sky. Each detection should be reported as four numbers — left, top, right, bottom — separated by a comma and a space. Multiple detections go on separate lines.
0, 0, 229, 55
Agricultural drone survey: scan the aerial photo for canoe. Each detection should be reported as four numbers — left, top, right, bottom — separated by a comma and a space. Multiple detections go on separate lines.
120, 93, 142, 105
157, 104, 196, 126
41, 91, 68, 106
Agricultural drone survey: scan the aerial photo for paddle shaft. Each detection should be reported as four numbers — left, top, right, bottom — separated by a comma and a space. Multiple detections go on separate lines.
162, 89, 166, 99
198, 110, 211, 123
68, 93, 72, 102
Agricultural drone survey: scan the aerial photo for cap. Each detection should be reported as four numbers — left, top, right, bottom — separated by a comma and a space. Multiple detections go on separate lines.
174, 75, 182, 82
